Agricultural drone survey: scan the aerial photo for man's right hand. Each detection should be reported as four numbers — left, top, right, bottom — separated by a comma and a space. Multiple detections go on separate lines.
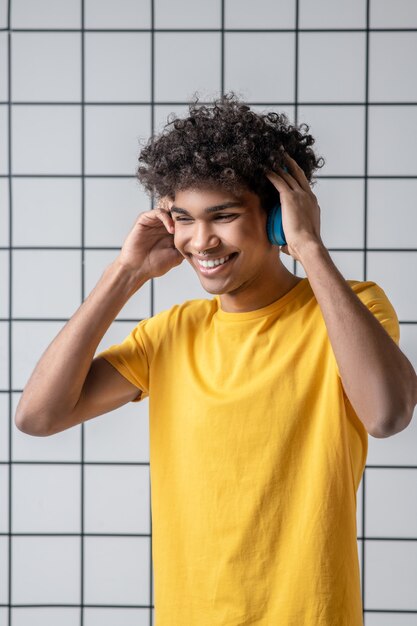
116, 197, 184, 281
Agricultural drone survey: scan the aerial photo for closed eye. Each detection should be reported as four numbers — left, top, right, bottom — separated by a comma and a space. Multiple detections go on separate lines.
174, 214, 236, 222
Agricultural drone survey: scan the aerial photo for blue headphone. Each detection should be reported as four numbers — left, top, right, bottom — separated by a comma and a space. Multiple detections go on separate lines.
266, 165, 288, 246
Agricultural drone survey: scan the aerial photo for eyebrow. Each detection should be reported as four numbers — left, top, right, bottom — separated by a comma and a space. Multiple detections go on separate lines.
170, 201, 243, 215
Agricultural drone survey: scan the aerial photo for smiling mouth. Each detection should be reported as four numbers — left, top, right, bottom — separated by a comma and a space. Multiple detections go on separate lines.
194, 253, 238, 275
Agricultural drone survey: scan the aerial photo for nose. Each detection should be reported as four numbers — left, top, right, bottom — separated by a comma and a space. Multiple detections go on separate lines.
189, 221, 221, 253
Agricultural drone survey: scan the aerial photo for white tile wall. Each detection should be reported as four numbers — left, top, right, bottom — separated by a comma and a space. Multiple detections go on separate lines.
10, 0, 81, 28
2, 0, 416, 624
84, 0, 151, 30
225, 32, 295, 103
225, 0, 295, 29
299, 33, 366, 103
84, 105, 151, 175
0, 32, 7, 102
84, 33, 151, 102
12, 106, 81, 175
12, 178, 82, 247
154, 0, 221, 29
154, 33, 221, 102
12, 33, 81, 102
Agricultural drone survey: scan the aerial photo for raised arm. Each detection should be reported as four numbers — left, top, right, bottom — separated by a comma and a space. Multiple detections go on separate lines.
15, 202, 181, 436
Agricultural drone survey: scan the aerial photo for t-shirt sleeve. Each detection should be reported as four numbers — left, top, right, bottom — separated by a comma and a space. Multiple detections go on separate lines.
353, 281, 400, 344
95, 319, 151, 403
334, 280, 400, 378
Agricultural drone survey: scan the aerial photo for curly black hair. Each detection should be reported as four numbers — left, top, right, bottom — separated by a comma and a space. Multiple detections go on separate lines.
136, 91, 325, 212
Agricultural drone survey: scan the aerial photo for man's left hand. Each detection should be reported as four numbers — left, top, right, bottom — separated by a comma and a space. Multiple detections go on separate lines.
265, 152, 324, 262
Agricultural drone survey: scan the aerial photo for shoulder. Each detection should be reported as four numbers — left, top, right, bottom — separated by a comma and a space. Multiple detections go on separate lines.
346, 279, 394, 306
139, 297, 217, 337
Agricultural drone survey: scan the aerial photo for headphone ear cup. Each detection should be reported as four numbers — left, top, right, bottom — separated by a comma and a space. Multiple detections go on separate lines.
266, 202, 286, 246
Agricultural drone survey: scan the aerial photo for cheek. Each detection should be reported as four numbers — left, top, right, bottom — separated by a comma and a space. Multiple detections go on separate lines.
173, 231, 186, 252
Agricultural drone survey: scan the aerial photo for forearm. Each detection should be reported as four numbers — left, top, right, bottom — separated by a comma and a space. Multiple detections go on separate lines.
15, 259, 148, 431
298, 240, 417, 437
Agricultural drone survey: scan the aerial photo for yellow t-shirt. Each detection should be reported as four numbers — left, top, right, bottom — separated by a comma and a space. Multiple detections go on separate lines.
97, 278, 400, 626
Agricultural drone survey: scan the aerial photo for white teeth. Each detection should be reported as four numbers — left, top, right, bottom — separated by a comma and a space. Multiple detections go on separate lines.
197, 254, 231, 268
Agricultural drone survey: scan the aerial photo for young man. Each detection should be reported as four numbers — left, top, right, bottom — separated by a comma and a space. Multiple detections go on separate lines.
16, 93, 416, 625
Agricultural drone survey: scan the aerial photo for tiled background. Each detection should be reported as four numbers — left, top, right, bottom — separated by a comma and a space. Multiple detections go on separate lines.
1, 0, 417, 625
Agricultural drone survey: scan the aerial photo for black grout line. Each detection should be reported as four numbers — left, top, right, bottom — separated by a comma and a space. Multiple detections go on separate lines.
7, 0, 12, 622
80, 1, 85, 622
2, 173, 417, 178
293, 0, 299, 279
2, 27, 417, 32
2, 100, 417, 105
149, 1, 155, 622
362, 0, 370, 612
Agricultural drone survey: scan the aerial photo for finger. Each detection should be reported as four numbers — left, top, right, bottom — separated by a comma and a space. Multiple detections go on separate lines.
266, 170, 292, 191
283, 153, 310, 192
154, 208, 175, 234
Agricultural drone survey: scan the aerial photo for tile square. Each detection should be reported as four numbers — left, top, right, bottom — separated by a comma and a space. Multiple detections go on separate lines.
313, 178, 364, 249
12, 33, 81, 102
366, 468, 417, 538
84, 536, 149, 605
0, 32, 7, 102
365, 613, 417, 625
12, 389, 81, 463
368, 179, 417, 249
0, 536, 8, 604
225, 0, 295, 29
85, 33, 151, 102
367, 405, 417, 468
296, 250, 365, 281
85, 177, 150, 247
12, 250, 82, 318
299, 0, 366, 28
12, 105, 81, 175
225, 32, 295, 103
95, 320, 141, 356
299, 32, 365, 102
154, 257, 213, 314
84, 393, 149, 463
85, 105, 150, 175
84, 0, 150, 29
12, 464, 81, 533
399, 324, 417, 371
11, 321, 65, 391
0, 105, 8, 175
11, 0, 81, 28
368, 106, 417, 177
0, 178, 9, 246
356, 478, 363, 537
0, 322, 8, 389
84, 250, 152, 320
12, 178, 82, 247
0, 250, 8, 318
367, 251, 417, 320
370, 33, 417, 103
365, 540, 417, 610
297, 105, 365, 177
155, 32, 221, 102
12, 536, 80, 604
11, 608, 80, 626
0, 393, 9, 461
84, 465, 150, 534
370, 0, 417, 28
0, 463, 8, 533
155, 0, 221, 28
0, 0, 7, 29
84, 608, 150, 626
